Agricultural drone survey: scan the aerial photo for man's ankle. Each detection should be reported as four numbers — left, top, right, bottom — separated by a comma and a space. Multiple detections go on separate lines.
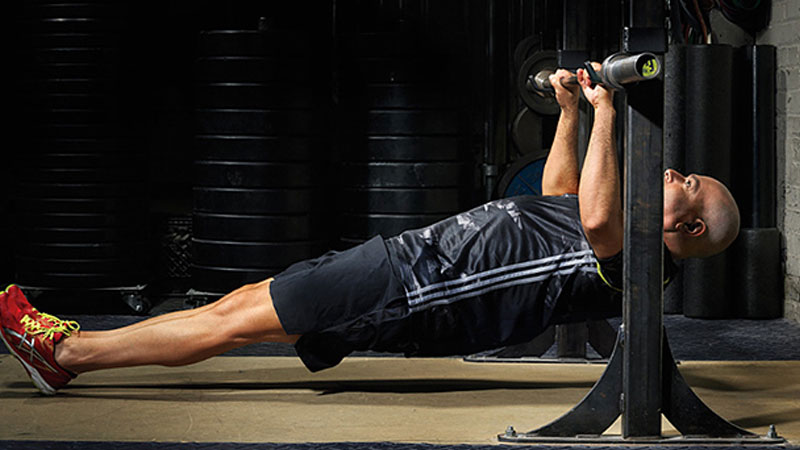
54, 335, 81, 375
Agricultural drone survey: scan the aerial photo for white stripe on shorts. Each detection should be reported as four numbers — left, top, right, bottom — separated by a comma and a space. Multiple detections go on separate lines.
407, 250, 596, 311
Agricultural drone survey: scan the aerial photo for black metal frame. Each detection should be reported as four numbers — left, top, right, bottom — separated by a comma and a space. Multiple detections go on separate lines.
497, 0, 784, 444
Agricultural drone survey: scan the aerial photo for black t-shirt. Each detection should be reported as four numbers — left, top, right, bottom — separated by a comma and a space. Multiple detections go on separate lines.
385, 194, 677, 357
595, 247, 679, 294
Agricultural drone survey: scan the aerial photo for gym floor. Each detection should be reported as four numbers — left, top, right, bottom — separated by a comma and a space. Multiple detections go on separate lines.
1, 313, 799, 449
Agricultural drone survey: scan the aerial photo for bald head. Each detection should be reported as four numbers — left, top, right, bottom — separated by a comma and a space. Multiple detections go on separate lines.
693, 177, 740, 257
663, 170, 740, 259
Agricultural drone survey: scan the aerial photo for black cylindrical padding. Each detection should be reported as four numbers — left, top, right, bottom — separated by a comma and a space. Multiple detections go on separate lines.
732, 45, 777, 229
751, 46, 777, 227
685, 44, 733, 185
731, 228, 782, 318
683, 254, 733, 318
682, 44, 734, 318
663, 43, 686, 314
664, 44, 686, 173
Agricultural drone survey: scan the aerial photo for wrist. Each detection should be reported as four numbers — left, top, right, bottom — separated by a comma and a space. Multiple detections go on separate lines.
594, 103, 615, 115
560, 105, 579, 116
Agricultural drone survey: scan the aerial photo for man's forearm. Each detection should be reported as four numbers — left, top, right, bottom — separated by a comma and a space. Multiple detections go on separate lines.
578, 105, 623, 256
542, 109, 580, 195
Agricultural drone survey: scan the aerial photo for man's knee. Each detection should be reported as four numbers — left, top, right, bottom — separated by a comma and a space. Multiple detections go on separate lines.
209, 281, 283, 340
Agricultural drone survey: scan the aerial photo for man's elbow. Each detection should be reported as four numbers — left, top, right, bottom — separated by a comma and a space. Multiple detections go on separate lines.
581, 213, 622, 238
581, 214, 624, 258
542, 180, 579, 197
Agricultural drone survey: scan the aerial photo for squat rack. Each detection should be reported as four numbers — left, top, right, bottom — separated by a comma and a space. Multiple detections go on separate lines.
498, 0, 784, 444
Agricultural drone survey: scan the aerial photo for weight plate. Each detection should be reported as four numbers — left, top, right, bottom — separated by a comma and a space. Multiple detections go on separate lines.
24, 167, 139, 183
342, 188, 462, 214
30, 78, 116, 95
15, 256, 146, 273
194, 161, 314, 188
342, 110, 462, 136
26, 61, 115, 77
30, 123, 124, 139
195, 109, 318, 136
24, 109, 119, 125
29, 33, 118, 48
517, 51, 560, 115
496, 151, 549, 198
34, 124, 125, 139
341, 162, 463, 188
340, 84, 464, 109
17, 212, 145, 228
28, 92, 116, 109
198, 31, 311, 57
15, 182, 144, 198
29, 18, 119, 33
195, 83, 313, 109
340, 136, 463, 162
27, 3, 119, 18
32, 47, 118, 64
340, 213, 448, 239
343, 58, 461, 83
194, 135, 317, 162
15, 271, 146, 289
190, 266, 281, 293
15, 242, 146, 259
511, 108, 546, 157
16, 153, 139, 168
195, 57, 311, 83
192, 239, 326, 268
193, 213, 319, 241
18, 226, 142, 243
193, 187, 314, 214
513, 35, 542, 71
29, 138, 128, 153
13, 197, 145, 213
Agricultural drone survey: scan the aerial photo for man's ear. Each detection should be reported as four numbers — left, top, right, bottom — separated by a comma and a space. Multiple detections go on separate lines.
684, 218, 706, 237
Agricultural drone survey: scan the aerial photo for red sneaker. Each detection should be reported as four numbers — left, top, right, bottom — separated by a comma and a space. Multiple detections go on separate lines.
0, 285, 80, 395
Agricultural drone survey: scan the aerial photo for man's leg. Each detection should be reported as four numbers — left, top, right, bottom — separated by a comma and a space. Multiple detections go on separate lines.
54, 279, 298, 374
76, 278, 272, 339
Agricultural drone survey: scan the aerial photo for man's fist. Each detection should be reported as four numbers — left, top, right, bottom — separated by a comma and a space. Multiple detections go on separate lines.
549, 68, 580, 113
577, 62, 613, 110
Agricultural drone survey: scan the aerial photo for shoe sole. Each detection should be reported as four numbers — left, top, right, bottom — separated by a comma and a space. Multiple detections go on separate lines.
0, 328, 58, 395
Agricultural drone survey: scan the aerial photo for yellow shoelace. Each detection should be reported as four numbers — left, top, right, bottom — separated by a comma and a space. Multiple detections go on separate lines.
20, 312, 80, 341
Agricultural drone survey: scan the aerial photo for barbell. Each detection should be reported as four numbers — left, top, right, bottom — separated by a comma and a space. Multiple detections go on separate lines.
518, 52, 662, 114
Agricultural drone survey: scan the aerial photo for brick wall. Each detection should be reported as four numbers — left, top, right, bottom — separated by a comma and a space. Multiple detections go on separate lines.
757, 0, 800, 323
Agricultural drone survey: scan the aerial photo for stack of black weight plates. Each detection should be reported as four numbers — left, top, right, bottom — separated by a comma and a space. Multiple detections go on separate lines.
0, 162, 10, 286
337, 24, 469, 246
193, 29, 326, 293
14, 1, 146, 289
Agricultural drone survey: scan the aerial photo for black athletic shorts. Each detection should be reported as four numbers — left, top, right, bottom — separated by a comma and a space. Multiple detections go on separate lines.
271, 236, 413, 372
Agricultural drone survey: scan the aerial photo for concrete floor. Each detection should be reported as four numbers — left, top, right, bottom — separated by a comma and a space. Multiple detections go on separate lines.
1, 355, 799, 445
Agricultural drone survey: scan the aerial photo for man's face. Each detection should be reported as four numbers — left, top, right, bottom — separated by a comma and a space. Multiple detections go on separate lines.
663, 168, 706, 231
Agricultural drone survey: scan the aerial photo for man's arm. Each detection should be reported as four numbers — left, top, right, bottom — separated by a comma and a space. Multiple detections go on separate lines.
541, 69, 581, 196
577, 64, 623, 259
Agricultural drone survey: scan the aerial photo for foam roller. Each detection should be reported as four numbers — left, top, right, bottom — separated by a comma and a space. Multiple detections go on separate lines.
731, 228, 782, 319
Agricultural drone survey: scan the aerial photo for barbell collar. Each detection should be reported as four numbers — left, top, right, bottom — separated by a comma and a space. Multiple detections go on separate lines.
600, 52, 661, 90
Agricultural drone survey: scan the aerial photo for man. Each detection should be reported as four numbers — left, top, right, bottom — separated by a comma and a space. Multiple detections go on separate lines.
1, 64, 740, 395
